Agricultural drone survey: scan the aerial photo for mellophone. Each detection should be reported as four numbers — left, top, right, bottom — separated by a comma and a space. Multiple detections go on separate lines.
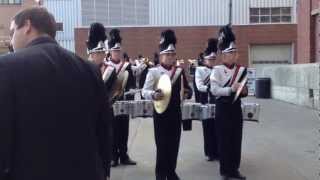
113, 100, 260, 122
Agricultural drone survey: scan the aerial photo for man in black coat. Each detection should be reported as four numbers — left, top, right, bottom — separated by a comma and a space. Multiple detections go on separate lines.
0, 7, 112, 180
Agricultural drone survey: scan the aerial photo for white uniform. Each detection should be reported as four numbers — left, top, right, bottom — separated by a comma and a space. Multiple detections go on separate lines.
195, 66, 212, 93
142, 65, 180, 100
209, 64, 247, 177
210, 64, 246, 99
142, 64, 192, 179
106, 60, 129, 74
195, 66, 219, 159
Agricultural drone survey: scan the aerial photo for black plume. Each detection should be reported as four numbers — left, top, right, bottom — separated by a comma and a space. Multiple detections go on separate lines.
204, 38, 218, 56
86, 22, 107, 50
159, 29, 177, 51
218, 24, 236, 51
108, 28, 122, 48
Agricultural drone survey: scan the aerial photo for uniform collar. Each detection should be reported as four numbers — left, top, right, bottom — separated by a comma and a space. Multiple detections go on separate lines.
160, 63, 173, 71
223, 63, 236, 69
111, 59, 121, 65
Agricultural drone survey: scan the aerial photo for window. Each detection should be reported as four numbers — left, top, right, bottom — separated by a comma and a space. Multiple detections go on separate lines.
249, 7, 292, 24
56, 22, 63, 31
0, 0, 22, 5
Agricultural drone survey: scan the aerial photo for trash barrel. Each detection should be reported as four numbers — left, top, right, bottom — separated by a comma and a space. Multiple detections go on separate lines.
255, 77, 271, 99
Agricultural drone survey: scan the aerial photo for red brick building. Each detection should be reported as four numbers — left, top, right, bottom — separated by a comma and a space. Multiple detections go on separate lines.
73, 0, 299, 68
75, 24, 296, 67
72, 0, 320, 68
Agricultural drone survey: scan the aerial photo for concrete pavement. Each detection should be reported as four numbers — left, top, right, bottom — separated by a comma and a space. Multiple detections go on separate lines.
110, 97, 319, 180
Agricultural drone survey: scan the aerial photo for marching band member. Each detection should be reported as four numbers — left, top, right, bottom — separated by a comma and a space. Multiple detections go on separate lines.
210, 25, 248, 180
193, 52, 204, 103
86, 22, 116, 179
142, 29, 192, 180
86, 23, 117, 100
138, 58, 153, 90
106, 29, 137, 167
195, 38, 219, 161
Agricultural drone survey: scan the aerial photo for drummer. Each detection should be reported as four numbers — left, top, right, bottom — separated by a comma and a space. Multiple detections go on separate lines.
86, 22, 116, 179
210, 25, 247, 180
105, 29, 137, 167
142, 29, 192, 180
195, 38, 219, 161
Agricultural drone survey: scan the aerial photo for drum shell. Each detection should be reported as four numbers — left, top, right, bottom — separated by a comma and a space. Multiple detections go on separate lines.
113, 101, 132, 116
200, 104, 216, 120
241, 103, 260, 122
181, 103, 201, 120
131, 100, 154, 118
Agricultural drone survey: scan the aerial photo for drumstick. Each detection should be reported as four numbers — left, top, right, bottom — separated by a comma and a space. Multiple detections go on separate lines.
180, 75, 185, 102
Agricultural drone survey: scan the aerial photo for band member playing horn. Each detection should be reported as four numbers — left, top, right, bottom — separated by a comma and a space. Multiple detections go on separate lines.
142, 29, 192, 180
86, 22, 115, 179
210, 25, 248, 180
105, 29, 137, 167
195, 38, 219, 161
193, 53, 204, 103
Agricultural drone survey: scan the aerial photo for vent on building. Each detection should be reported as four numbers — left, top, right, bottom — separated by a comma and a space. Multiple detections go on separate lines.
252, 60, 291, 64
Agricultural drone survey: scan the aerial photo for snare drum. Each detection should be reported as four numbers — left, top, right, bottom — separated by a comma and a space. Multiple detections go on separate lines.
241, 103, 260, 122
181, 103, 201, 121
131, 100, 153, 118
200, 104, 216, 120
113, 101, 132, 117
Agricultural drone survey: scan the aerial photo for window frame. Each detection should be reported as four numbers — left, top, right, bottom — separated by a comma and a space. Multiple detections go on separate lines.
0, 0, 22, 5
249, 7, 293, 24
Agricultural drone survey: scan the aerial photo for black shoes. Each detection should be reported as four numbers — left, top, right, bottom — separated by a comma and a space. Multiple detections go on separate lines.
111, 154, 137, 167
111, 160, 119, 167
120, 156, 137, 165
167, 172, 180, 180
156, 175, 166, 180
231, 172, 246, 180
207, 156, 219, 161
221, 172, 246, 180
156, 172, 180, 180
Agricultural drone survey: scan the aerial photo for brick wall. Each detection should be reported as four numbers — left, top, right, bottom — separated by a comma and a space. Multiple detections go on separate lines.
312, 0, 320, 10
297, 0, 312, 64
311, 0, 320, 62
75, 24, 296, 66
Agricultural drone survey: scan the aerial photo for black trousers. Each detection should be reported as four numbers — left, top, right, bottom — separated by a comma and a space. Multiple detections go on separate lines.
154, 109, 181, 180
202, 118, 219, 158
215, 99, 243, 176
112, 114, 129, 160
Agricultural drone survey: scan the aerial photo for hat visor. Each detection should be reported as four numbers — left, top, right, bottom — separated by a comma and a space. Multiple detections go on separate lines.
88, 48, 106, 54
110, 47, 121, 51
222, 48, 237, 54
159, 50, 176, 55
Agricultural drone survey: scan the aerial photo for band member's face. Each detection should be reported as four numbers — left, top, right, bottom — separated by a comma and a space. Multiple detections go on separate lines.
111, 50, 121, 62
89, 51, 106, 65
204, 59, 215, 68
222, 51, 238, 64
10, 20, 31, 51
160, 53, 176, 66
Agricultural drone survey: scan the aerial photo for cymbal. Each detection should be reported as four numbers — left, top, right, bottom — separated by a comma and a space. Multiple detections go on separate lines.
110, 71, 129, 100
154, 74, 172, 114
233, 76, 248, 103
